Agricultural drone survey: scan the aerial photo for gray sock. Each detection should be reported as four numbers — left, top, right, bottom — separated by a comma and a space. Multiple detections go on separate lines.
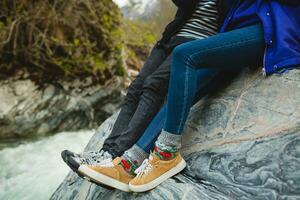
155, 130, 182, 151
122, 144, 148, 167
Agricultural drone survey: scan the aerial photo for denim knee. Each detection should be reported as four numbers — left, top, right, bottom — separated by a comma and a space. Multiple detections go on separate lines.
172, 44, 195, 69
142, 75, 169, 98
125, 75, 144, 102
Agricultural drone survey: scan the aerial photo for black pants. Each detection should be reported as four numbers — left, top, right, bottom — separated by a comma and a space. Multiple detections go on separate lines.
102, 36, 192, 157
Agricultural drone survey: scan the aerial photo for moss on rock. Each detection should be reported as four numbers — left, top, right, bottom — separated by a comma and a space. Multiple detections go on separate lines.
0, 0, 125, 83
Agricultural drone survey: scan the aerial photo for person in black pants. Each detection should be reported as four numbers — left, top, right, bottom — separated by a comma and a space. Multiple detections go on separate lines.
61, 0, 230, 173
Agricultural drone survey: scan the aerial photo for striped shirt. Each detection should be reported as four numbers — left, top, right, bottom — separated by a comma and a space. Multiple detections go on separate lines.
177, 0, 218, 39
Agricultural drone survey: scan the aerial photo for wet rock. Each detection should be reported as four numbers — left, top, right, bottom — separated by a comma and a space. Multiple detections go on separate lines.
51, 69, 300, 200
0, 76, 125, 139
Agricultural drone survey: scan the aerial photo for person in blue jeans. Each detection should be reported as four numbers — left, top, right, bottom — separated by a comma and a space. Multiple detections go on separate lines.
78, 1, 300, 193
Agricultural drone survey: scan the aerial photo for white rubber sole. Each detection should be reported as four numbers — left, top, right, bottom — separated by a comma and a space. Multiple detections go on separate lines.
129, 159, 186, 193
78, 165, 130, 192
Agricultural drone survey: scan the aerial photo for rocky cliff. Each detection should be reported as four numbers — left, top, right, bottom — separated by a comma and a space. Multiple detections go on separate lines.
51, 69, 300, 200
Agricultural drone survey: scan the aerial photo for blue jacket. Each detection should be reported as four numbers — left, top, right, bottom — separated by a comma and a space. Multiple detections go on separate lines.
221, 0, 300, 75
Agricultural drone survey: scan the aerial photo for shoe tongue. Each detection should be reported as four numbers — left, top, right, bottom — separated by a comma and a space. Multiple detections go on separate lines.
149, 154, 154, 161
149, 152, 160, 163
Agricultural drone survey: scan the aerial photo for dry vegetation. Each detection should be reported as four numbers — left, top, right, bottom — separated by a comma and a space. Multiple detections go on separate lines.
0, 0, 125, 83
0, 0, 176, 83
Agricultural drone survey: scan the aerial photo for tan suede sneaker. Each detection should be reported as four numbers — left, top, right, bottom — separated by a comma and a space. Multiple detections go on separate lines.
78, 157, 135, 192
129, 152, 186, 192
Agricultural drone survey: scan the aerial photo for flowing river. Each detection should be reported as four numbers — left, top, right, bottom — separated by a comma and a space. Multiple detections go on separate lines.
0, 130, 94, 200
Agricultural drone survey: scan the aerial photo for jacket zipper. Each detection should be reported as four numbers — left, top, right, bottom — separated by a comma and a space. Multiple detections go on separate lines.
262, 46, 267, 77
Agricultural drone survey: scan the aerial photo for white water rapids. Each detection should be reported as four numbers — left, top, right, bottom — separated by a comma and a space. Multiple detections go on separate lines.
0, 130, 94, 200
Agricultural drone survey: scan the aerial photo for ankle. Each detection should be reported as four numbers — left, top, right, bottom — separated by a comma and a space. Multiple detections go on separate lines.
155, 130, 182, 149
121, 145, 148, 175
154, 146, 178, 160
120, 157, 138, 175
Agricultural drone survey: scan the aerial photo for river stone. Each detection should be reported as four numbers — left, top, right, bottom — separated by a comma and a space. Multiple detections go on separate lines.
51, 69, 300, 200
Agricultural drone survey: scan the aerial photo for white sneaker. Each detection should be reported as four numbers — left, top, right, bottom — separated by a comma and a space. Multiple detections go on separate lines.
61, 149, 112, 175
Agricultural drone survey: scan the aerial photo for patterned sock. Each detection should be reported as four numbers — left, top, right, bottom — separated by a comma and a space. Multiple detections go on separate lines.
154, 130, 182, 160
120, 145, 148, 175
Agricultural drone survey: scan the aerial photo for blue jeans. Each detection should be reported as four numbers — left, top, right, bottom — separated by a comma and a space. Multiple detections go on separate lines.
136, 68, 228, 152
135, 24, 264, 152
164, 24, 265, 135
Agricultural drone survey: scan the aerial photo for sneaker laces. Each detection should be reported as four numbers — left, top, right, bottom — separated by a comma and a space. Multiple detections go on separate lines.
92, 154, 114, 167
134, 155, 153, 177
79, 149, 103, 158
79, 150, 112, 165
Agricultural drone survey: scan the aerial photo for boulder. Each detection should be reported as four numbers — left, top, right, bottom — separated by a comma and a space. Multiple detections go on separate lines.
51, 69, 300, 200
0, 74, 124, 139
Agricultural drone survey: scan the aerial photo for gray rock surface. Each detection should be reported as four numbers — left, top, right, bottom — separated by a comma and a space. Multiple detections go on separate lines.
0, 73, 125, 139
51, 69, 300, 200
